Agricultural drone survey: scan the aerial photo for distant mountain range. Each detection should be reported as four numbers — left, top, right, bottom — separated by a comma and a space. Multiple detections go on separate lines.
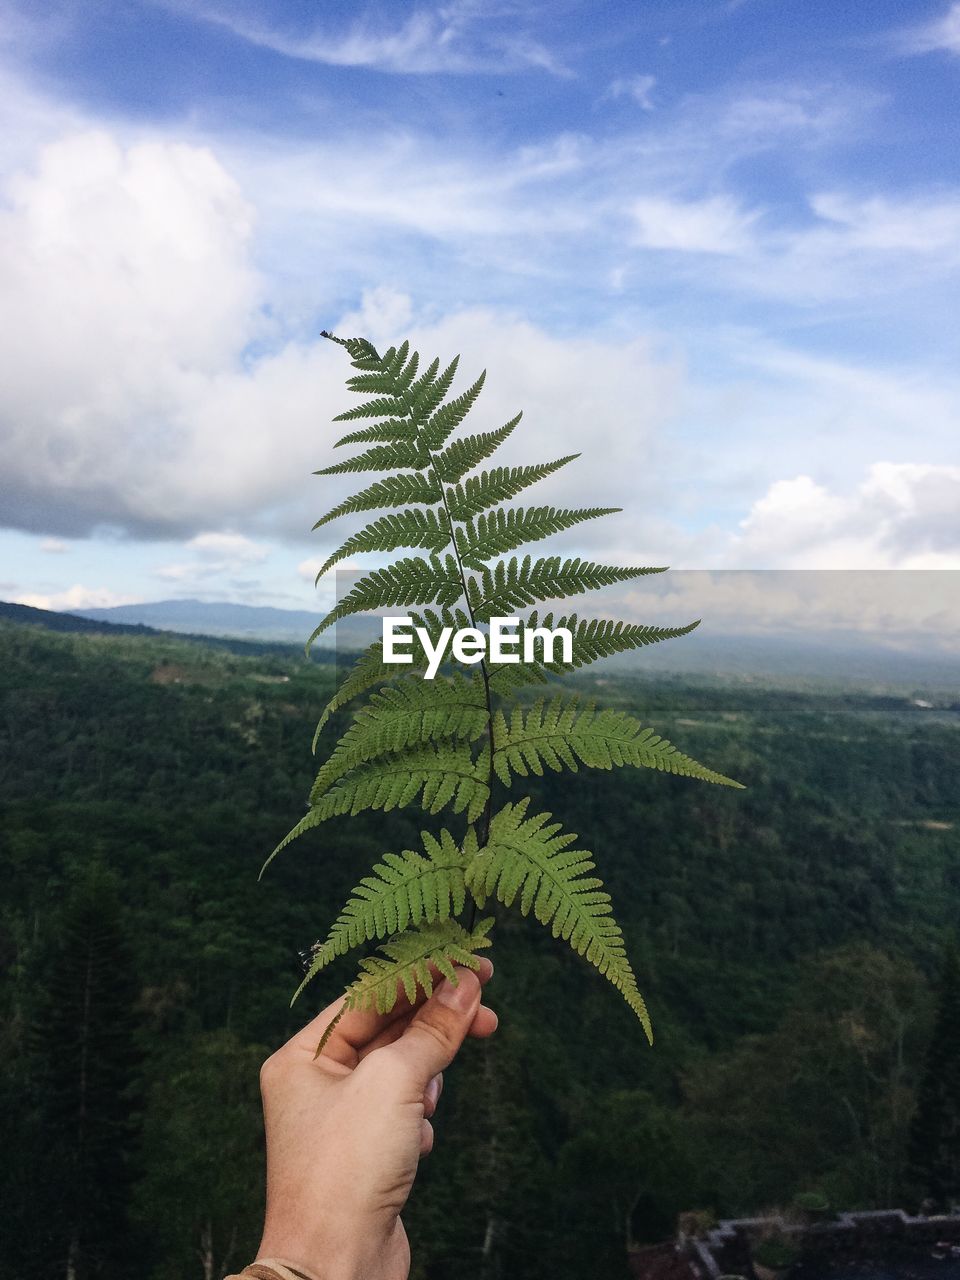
1, 597, 955, 693
69, 598, 960, 692
75, 598, 328, 644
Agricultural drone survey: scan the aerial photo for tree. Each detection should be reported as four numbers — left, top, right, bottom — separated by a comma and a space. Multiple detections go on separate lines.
29, 866, 142, 1279
135, 1029, 266, 1280
908, 938, 960, 1208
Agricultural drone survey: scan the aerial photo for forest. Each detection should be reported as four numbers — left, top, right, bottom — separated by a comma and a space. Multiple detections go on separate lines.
1, 617, 958, 1280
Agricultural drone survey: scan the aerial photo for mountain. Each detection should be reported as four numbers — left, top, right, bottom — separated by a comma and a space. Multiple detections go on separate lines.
0, 600, 337, 662
75, 599, 327, 645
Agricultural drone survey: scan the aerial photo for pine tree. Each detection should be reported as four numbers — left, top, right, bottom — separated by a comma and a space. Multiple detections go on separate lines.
268, 334, 744, 1050
29, 868, 142, 1279
908, 938, 960, 1208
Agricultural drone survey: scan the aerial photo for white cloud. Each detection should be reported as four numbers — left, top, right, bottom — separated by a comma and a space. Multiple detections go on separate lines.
155, 531, 269, 581
183, 0, 569, 76
731, 463, 960, 569
903, 2, 960, 55
15, 584, 144, 611
40, 537, 68, 553
604, 75, 656, 110
631, 194, 759, 254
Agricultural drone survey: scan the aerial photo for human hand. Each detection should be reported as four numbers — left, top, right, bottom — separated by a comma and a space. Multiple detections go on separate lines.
253, 958, 498, 1280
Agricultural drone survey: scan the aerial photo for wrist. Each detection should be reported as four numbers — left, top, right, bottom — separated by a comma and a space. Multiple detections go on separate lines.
242, 1258, 362, 1280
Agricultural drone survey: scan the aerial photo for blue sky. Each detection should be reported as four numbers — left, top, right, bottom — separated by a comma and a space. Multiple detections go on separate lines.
1, 0, 959, 627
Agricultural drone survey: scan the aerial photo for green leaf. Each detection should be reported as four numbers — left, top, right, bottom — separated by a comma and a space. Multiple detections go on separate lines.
465, 799, 651, 1042
492, 693, 744, 788
456, 505, 620, 569
315, 440, 428, 475
313, 473, 441, 529
470, 555, 665, 622
311, 641, 412, 747
487, 612, 700, 691
445, 456, 579, 521
432, 414, 521, 484
308, 554, 463, 641
334, 419, 417, 448
294, 827, 476, 998
315, 508, 452, 580
309, 674, 488, 803
418, 363, 478, 450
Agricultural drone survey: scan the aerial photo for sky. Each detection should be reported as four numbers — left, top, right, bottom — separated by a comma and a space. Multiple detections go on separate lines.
1, 0, 959, 633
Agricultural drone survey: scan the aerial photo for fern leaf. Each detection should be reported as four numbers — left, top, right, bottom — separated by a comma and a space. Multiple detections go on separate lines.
313, 742, 489, 832
334, 419, 417, 448
313, 473, 441, 529
312, 917, 495, 1049
311, 642, 412, 746
308, 554, 463, 641
403, 355, 441, 412
465, 800, 651, 1041
418, 363, 478, 449
309, 675, 488, 802
492, 693, 744, 788
446, 456, 579, 521
321, 332, 380, 366
432, 415, 521, 484
315, 440, 428, 476
333, 393, 410, 423
295, 827, 477, 998
471, 556, 664, 622
486, 613, 700, 691
262, 742, 490, 876
315, 508, 451, 580
457, 506, 620, 570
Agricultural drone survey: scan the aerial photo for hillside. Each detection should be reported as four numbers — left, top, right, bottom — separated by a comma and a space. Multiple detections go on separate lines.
1, 622, 958, 1279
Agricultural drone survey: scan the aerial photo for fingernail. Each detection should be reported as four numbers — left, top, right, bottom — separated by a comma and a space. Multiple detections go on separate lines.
426, 1076, 441, 1108
436, 969, 476, 1010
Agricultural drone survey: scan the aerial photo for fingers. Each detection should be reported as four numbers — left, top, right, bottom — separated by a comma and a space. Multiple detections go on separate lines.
291, 958, 495, 1067
423, 1072, 443, 1118
385, 965, 486, 1092
420, 1118, 434, 1157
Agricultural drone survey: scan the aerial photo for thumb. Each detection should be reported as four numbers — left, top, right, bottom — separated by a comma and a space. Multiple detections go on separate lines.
388, 967, 482, 1090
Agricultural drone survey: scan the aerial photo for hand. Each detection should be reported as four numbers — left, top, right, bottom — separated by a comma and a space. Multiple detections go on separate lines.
255, 959, 498, 1280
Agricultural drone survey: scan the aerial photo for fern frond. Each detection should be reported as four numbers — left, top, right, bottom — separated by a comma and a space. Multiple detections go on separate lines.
433, 415, 522, 484
309, 554, 463, 641
309, 675, 488, 802
492, 694, 744, 788
312, 642, 411, 745
315, 440, 428, 476
419, 365, 479, 450
471, 556, 665, 622
334, 419, 417, 447
313, 917, 494, 1050
446, 456, 579, 521
457, 506, 620, 570
295, 827, 477, 997
333, 393, 410, 423
465, 800, 651, 1041
262, 742, 490, 876
313, 473, 441, 529
315, 508, 451, 580
487, 613, 700, 691
319, 742, 488, 820
320, 331, 380, 366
